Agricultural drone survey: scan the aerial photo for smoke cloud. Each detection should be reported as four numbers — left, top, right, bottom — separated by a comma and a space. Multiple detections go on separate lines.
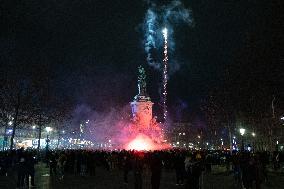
144, 0, 193, 72
68, 103, 168, 149
69, 104, 132, 146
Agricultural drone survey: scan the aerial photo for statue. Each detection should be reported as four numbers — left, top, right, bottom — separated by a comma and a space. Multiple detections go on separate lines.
133, 66, 151, 102
137, 65, 147, 95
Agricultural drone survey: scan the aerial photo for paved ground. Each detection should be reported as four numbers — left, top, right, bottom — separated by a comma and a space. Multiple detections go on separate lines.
1, 164, 284, 189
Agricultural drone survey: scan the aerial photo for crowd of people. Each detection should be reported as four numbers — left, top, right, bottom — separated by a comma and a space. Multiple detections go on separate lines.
0, 148, 283, 189
0, 149, 36, 188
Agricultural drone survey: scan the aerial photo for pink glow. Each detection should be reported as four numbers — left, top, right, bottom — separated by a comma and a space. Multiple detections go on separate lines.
126, 134, 155, 151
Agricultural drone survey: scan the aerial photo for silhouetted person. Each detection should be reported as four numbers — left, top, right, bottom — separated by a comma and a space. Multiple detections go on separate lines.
57, 152, 67, 180
150, 153, 162, 189
50, 153, 57, 176
122, 155, 131, 184
26, 152, 36, 187
133, 154, 143, 189
241, 155, 255, 189
174, 153, 185, 185
185, 156, 202, 189
17, 156, 27, 188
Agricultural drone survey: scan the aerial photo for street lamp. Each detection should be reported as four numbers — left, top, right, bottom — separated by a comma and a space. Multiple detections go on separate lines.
239, 128, 245, 136
46, 127, 53, 133
45, 127, 53, 153
251, 132, 256, 151
239, 128, 246, 151
177, 133, 182, 144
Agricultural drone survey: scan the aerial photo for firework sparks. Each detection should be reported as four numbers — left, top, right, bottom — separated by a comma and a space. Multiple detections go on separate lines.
162, 28, 168, 122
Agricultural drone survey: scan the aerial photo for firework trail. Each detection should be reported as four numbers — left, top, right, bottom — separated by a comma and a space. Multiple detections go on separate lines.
143, 0, 193, 122
144, 0, 192, 69
162, 28, 168, 122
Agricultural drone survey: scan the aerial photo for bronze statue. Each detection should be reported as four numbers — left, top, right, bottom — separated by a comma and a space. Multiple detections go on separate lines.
137, 65, 147, 95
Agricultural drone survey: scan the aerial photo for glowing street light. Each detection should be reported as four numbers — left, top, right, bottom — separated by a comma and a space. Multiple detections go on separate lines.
239, 128, 246, 151
239, 128, 246, 136
8, 121, 13, 126
252, 132, 256, 137
32, 125, 36, 129
45, 127, 53, 132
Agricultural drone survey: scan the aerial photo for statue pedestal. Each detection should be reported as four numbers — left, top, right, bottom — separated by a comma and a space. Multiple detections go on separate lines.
130, 95, 153, 129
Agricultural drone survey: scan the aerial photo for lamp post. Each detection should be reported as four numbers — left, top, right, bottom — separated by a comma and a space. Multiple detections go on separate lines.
177, 133, 182, 147
239, 128, 246, 151
251, 132, 256, 151
45, 127, 52, 153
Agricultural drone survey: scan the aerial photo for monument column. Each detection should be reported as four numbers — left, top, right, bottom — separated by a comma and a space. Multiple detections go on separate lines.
130, 66, 154, 128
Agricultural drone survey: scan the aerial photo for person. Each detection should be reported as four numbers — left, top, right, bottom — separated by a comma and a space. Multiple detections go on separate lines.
174, 153, 185, 185
255, 155, 264, 189
80, 151, 87, 176
184, 155, 194, 188
150, 153, 162, 189
241, 155, 255, 189
225, 153, 231, 174
88, 152, 96, 176
133, 153, 144, 189
17, 156, 27, 188
26, 152, 36, 187
122, 155, 131, 184
57, 152, 67, 180
205, 153, 212, 173
192, 159, 202, 189
49, 153, 57, 176
273, 151, 280, 170
185, 155, 202, 189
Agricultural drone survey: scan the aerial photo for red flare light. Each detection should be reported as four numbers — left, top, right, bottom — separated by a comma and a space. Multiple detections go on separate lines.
126, 134, 155, 151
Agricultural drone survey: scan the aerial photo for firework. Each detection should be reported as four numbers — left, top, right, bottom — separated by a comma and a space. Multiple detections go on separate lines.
162, 28, 168, 122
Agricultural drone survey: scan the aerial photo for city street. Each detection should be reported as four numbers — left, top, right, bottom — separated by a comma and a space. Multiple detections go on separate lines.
1, 163, 283, 189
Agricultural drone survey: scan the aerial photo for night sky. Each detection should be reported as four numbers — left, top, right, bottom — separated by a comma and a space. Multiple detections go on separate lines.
1, 0, 283, 121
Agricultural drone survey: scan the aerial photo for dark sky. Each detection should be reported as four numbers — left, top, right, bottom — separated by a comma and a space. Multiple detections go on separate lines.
1, 0, 283, 121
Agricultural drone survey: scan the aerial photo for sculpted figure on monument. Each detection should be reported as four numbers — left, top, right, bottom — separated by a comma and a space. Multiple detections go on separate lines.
137, 65, 147, 95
